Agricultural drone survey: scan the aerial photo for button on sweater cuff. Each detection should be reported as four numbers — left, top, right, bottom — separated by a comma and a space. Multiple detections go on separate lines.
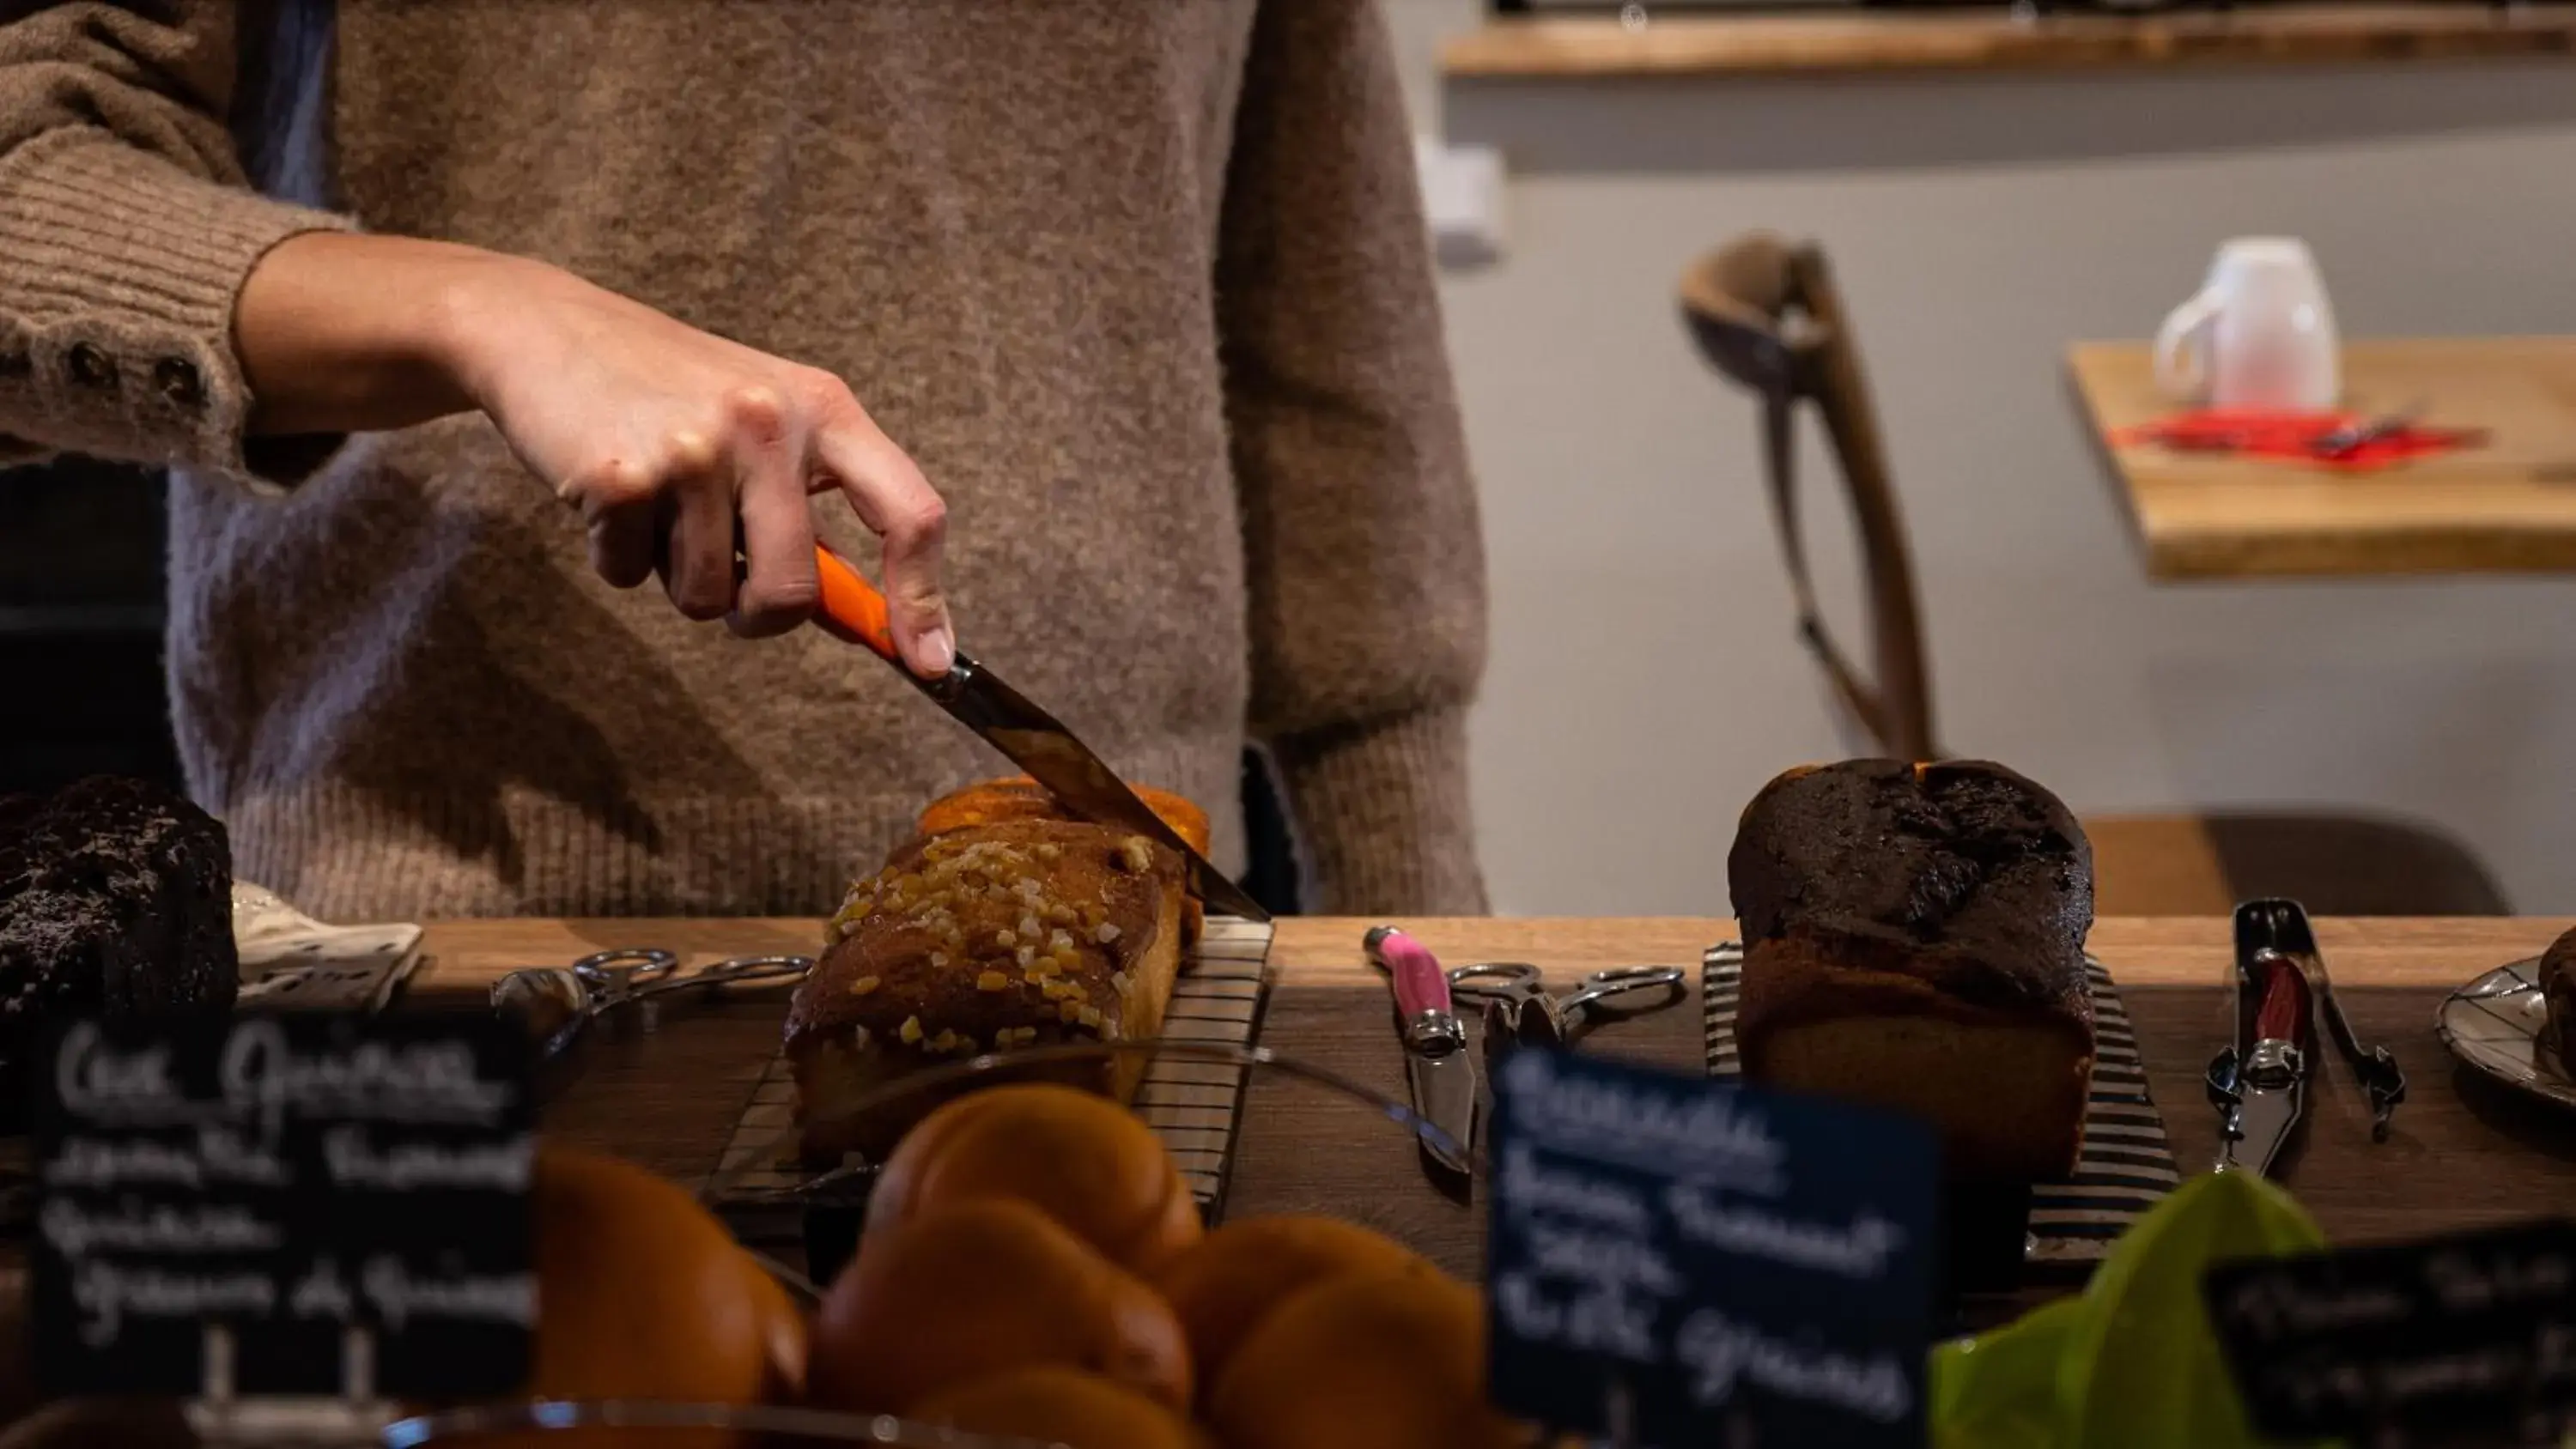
0, 131, 355, 492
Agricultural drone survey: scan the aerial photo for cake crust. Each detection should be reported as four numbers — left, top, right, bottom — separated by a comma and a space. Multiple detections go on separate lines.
915, 776, 1212, 944
1729, 759, 2095, 1034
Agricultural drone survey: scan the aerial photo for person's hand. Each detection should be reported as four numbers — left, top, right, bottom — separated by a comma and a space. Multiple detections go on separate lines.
233, 233, 951, 669
436, 255, 952, 669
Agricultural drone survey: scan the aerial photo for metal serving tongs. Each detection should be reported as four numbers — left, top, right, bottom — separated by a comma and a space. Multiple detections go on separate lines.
1450, 961, 1689, 1076
1446, 961, 1688, 1171
2206, 899, 2406, 1174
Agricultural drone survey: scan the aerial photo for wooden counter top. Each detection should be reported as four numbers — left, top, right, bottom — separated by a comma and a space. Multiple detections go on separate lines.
421, 916, 2576, 1282
1442, 5, 2576, 80
411, 912, 2569, 994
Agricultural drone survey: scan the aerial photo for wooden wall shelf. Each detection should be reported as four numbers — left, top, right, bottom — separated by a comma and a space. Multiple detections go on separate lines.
1441, 4, 2576, 79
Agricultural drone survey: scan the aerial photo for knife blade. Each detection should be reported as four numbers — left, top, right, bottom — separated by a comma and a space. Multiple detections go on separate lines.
807, 544, 1268, 922
1364, 925, 1479, 1200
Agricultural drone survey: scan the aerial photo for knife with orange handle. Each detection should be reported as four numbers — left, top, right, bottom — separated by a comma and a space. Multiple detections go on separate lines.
802, 543, 1269, 922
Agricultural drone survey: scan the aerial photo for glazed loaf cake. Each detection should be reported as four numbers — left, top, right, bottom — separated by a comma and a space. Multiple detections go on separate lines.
0, 778, 239, 1094
917, 776, 1214, 944
1728, 760, 2097, 1181
784, 817, 1185, 1167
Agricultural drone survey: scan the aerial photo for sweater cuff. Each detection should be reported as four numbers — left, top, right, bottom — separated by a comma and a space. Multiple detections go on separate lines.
1272, 704, 1490, 916
0, 131, 355, 491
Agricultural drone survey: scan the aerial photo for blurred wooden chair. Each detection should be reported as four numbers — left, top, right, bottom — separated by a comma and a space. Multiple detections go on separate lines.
1677, 233, 2507, 916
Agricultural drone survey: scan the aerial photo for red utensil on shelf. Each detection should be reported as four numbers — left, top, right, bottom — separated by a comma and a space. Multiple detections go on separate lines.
2115, 407, 2486, 471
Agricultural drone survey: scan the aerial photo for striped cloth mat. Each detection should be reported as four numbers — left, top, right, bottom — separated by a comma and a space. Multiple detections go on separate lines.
1701, 942, 2180, 1265
707, 917, 1275, 1229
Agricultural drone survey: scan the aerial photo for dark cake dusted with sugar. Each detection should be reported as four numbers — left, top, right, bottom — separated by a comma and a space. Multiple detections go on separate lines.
0, 778, 240, 1052
1728, 759, 2096, 1180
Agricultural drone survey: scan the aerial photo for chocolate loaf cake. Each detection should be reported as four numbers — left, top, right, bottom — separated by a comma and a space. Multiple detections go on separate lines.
2540, 927, 2576, 1070
0, 778, 240, 1056
1728, 760, 2096, 1180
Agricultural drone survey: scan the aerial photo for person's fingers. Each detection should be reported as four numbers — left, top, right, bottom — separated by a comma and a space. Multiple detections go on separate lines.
589, 511, 657, 591
571, 457, 659, 591
810, 407, 952, 676
728, 391, 820, 640
659, 431, 738, 622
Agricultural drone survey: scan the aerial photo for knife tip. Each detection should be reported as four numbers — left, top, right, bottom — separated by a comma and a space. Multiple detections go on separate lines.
1419, 1146, 1475, 1204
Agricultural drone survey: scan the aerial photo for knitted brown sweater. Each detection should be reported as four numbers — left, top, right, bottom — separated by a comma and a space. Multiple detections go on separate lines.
0, 1, 1489, 920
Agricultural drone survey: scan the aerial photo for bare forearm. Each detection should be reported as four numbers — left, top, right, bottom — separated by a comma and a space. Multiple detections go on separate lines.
227, 228, 956, 667
233, 232, 529, 436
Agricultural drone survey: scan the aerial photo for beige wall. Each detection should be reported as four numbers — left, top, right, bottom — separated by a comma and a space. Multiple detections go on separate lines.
1381, 0, 2576, 916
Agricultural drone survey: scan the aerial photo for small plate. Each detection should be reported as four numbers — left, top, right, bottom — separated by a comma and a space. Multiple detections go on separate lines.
2436, 958, 2575, 1113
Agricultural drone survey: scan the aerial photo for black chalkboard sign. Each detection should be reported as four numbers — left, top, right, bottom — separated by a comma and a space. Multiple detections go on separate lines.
2203, 1218, 2576, 1446
1485, 1048, 1935, 1448
28, 1012, 535, 1398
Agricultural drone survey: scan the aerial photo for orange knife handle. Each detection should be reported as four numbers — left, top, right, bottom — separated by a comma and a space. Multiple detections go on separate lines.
811, 543, 902, 664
